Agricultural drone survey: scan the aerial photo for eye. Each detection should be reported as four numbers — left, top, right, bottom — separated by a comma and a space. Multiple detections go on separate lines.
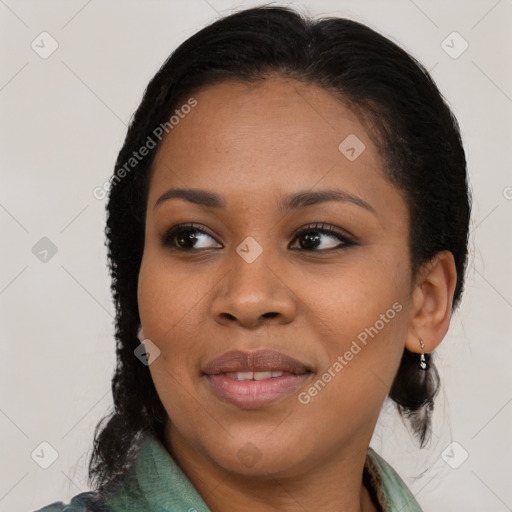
161, 223, 222, 251
161, 222, 356, 252
289, 223, 356, 252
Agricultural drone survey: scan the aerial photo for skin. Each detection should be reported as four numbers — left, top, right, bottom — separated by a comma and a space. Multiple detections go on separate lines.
137, 76, 457, 512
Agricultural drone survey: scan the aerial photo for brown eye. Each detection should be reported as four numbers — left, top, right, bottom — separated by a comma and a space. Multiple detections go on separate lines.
161, 224, 222, 251
161, 222, 356, 253
290, 223, 356, 252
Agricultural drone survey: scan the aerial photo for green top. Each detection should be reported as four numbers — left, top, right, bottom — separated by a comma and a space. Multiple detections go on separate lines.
34, 434, 422, 512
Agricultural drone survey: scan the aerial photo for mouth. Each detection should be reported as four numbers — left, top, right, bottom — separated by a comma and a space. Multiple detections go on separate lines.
202, 350, 312, 409
223, 370, 288, 380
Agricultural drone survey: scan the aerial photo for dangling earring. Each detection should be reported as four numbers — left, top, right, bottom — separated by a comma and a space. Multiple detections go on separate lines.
419, 339, 428, 370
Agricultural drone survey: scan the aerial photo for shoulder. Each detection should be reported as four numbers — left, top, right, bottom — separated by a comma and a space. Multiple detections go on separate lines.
33, 491, 108, 512
366, 448, 424, 512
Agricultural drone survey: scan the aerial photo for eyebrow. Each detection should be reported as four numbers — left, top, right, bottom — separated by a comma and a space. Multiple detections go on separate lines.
154, 187, 375, 214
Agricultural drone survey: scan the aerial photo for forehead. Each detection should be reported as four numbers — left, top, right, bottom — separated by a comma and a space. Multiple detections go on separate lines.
153, 77, 372, 171
148, 77, 405, 220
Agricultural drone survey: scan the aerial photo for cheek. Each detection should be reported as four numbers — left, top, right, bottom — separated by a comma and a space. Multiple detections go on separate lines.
137, 253, 209, 427
137, 253, 202, 366
298, 257, 410, 397
300, 253, 409, 339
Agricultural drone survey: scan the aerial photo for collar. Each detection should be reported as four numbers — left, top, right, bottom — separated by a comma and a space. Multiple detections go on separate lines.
104, 434, 422, 511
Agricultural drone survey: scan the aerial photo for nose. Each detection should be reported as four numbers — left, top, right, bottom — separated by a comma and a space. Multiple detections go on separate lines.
210, 248, 297, 329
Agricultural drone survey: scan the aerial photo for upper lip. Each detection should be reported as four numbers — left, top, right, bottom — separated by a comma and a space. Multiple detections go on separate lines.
203, 350, 311, 375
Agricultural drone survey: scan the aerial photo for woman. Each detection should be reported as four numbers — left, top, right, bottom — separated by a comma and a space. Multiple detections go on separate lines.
35, 5, 470, 511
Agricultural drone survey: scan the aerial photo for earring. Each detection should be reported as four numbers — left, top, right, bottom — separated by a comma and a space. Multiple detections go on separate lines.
419, 339, 428, 370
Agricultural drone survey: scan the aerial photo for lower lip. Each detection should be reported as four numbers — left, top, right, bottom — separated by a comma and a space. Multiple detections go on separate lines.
205, 373, 311, 409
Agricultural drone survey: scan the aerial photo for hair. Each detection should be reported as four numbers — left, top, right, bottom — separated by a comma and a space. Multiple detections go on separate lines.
88, 4, 471, 492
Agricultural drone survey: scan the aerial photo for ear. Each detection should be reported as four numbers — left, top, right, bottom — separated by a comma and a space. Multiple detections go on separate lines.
137, 326, 145, 342
405, 251, 457, 354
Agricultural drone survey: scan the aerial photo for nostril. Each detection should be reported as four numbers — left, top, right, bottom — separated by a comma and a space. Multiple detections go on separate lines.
262, 312, 279, 319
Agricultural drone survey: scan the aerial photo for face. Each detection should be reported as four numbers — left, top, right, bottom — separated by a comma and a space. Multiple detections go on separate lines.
137, 77, 414, 478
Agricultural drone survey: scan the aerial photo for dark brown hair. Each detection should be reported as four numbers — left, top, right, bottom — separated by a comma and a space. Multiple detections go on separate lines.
89, 5, 471, 492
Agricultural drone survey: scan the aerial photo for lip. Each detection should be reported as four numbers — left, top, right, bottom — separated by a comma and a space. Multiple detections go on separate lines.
203, 349, 311, 375
203, 350, 312, 409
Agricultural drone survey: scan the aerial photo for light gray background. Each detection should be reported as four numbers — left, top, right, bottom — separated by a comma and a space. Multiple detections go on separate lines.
1, 1, 511, 511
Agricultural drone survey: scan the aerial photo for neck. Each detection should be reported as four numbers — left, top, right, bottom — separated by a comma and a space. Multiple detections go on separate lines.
164, 425, 378, 512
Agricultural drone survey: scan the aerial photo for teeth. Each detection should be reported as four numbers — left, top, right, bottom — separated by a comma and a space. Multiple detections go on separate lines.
236, 372, 254, 381
225, 371, 286, 380
253, 371, 272, 380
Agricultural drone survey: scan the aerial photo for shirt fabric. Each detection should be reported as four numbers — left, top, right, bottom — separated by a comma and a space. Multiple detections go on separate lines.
34, 434, 423, 512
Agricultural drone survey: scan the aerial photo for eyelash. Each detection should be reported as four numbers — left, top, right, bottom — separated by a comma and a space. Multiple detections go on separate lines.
160, 222, 357, 253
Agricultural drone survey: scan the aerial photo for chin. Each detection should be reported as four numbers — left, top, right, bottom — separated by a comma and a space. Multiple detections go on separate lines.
200, 428, 316, 479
